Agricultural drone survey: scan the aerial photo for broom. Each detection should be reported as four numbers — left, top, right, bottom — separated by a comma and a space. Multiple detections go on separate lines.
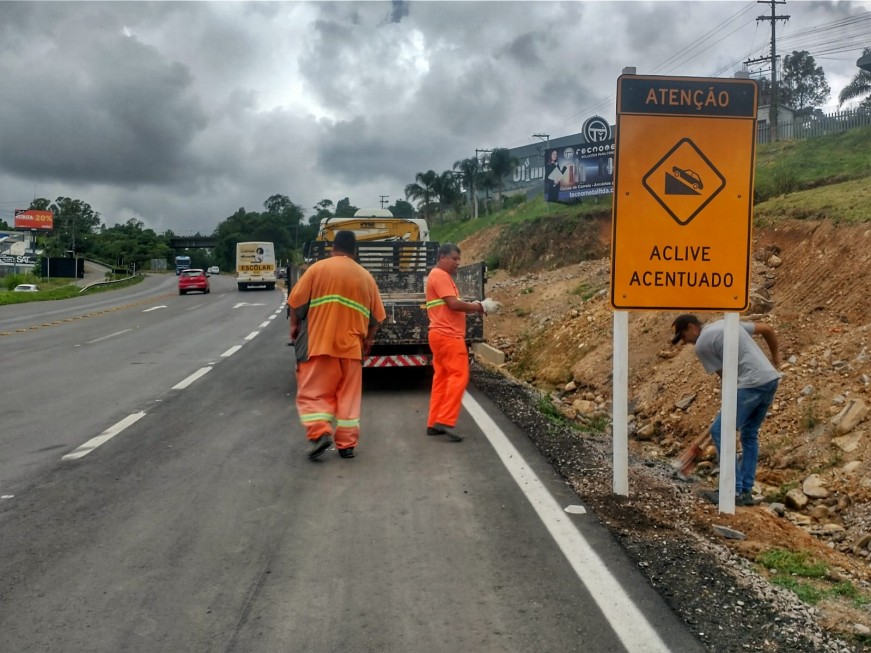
672, 432, 713, 477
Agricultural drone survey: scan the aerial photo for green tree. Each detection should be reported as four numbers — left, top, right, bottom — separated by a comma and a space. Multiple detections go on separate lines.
388, 199, 415, 218
404, 170, 439, 219
780, 50, 831, 117
838, 48, 871, 110
487, 148, 517, 204
335, 197, 359, 217
453, 158, 479, 219
263, 193, 305, 252
431, 170, 461, 223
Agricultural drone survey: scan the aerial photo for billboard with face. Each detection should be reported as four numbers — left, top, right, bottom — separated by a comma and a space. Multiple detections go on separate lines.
544, 117, 615, 202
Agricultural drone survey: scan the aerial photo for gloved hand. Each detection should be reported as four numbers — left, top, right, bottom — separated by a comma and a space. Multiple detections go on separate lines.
480, 298, 502, 315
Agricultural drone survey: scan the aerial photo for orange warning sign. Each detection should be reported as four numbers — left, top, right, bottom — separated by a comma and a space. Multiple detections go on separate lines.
610, 75, 758, 311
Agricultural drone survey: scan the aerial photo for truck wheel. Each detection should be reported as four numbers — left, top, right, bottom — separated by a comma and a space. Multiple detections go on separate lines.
267, 283, 275, 291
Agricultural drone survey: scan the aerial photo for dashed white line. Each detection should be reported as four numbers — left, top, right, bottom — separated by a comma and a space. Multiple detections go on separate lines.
62, 412, 147, 461
222, 345, 243, 357
244, 331, 259, 340
87, 329, 133, 344
143, 306, 166, 312
463, 393, 671, 653
172, 366, 212, 390
258, 321, 270, 328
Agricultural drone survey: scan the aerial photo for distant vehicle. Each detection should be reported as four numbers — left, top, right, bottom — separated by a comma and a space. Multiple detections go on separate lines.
208, 266, 220, 275
236, 242, 276, 291
174, 255, 192, 275
178, 269, 210, 295
672, 166, 703, 189
13, 284, 39, 292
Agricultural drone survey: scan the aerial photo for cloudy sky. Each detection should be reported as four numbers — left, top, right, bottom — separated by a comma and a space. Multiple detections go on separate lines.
1, 1, 868, 235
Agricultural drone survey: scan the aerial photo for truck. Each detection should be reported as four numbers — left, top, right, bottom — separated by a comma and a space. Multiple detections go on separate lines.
295, 209, 485, 368
174, 255, 192, 275
236, 241, 276, 291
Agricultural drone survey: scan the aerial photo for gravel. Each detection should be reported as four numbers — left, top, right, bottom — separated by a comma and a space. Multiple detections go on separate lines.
472, 364, 863, 653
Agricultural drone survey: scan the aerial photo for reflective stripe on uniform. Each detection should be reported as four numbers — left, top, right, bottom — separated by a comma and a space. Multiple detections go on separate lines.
300, 412, 334, 423
310, 294, 371, 318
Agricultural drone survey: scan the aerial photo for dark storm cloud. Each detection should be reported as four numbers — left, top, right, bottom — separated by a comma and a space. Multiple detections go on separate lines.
390, 1, 410, 24
0, 1, 865, 234
0, 24, 206, 185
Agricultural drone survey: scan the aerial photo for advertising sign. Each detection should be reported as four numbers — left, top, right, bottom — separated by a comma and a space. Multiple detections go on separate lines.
544, 117, 614, 202
610, 75, 758, 311
14, 209, 54, 231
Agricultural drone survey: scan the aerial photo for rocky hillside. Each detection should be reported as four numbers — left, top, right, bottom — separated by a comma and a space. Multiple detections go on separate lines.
462, 212, 871, 648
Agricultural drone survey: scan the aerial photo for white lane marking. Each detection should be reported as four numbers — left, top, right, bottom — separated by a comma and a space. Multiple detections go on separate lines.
62, 412, 147, 461
258, 321, 270, 328
172, 366, 212, 390
143, 306, 167, 312
463, 393, 671, 653
244, 331, 258, 341
222, 345, 242, 357
86, 329, 132, 344
233, 302, 266, 308
268, 314, 277, 320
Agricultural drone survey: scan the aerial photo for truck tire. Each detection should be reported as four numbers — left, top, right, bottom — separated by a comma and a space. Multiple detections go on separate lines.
237, 283, 245, 291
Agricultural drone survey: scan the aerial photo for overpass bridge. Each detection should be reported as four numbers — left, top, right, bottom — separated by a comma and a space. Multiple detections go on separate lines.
170, 235, 216, 249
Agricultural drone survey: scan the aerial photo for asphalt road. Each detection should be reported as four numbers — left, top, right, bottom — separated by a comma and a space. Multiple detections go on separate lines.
0, 274, 704, 653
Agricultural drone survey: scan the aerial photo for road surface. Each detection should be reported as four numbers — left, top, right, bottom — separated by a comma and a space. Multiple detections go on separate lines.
0, 274, 703, 652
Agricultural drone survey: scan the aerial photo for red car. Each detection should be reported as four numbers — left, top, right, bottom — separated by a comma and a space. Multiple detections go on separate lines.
178, 269, 210, 295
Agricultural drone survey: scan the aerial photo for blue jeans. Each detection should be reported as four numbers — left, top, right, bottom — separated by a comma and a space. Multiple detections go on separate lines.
710, 379, 779, 494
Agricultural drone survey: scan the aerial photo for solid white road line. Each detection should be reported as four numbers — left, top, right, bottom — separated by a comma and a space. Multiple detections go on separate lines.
463, 393, 671, 653
172, 366, 212, 390
62, 412, 147, 461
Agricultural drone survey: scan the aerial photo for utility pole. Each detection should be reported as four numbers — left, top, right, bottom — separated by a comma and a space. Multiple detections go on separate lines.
745, 0, 789, 142
379, 195, 389, 209
532, 133, 550, 213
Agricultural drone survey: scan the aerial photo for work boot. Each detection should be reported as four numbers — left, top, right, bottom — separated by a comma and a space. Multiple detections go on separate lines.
308, 434, 332, 460
426, 426, 446, 436
432, 423, 463, 442
338, 447, 355, 459
737, 491, 761, 506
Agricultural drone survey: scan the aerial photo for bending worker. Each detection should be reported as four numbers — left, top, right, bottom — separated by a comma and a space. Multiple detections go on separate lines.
671, 314, 781, 506
425, 243, 498, 442
288, 230, 386, 460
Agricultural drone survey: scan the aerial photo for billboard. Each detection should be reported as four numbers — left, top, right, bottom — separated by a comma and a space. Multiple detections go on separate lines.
14, 209, 54, 231
544, 117, 615, 202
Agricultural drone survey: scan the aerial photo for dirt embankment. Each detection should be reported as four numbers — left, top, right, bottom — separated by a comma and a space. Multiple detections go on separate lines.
463, 212, 871, 645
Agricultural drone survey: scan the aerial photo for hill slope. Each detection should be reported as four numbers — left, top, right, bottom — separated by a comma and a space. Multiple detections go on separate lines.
458, 126, 871, 649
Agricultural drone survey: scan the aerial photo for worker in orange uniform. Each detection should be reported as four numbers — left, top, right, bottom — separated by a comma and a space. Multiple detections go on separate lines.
425, 243, 497, 442
288, 230, 386, 460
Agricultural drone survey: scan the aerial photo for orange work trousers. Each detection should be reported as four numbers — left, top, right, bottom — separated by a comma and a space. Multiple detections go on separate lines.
427, 330, 469, 429
295, 355, 362, 450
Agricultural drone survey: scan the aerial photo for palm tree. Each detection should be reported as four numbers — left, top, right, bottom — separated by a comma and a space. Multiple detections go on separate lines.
431, 171, 461, 223
839, 48, 871, 110
453, 157, 479, 220
404, 170, 439, 219
487, 148, 517, 205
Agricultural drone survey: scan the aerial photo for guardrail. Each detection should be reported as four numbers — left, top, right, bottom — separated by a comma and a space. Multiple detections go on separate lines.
78, 274, 141, 294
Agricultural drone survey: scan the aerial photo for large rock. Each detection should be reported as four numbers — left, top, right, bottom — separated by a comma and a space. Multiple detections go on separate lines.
802, 473, 829, 499
832, 431, 864, 453
831, 398, 868, 435
785, 488, 809, 510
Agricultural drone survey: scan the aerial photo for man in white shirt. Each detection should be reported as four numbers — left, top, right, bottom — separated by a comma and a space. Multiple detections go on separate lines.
671, 314, 781, 506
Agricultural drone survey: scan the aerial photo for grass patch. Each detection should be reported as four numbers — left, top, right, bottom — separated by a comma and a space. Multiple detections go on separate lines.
0, 275, 144, 305
754, 548, 870, 608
